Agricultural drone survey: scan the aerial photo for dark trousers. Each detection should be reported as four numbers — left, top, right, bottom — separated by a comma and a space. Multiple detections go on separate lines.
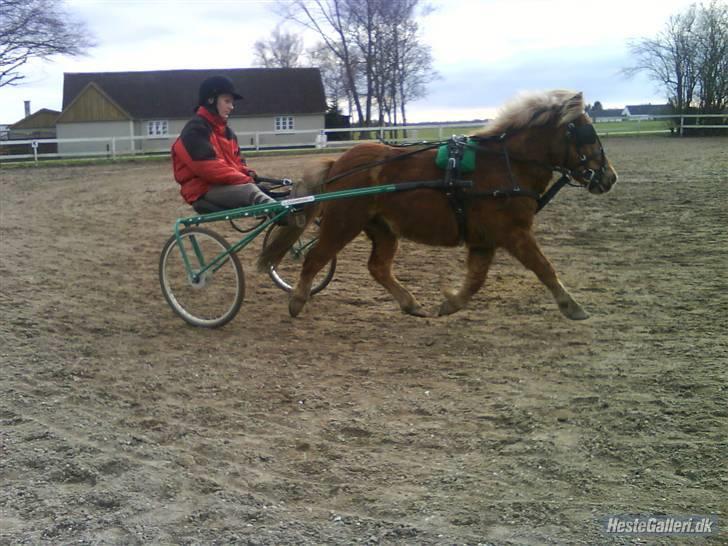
193, 184, 275, 214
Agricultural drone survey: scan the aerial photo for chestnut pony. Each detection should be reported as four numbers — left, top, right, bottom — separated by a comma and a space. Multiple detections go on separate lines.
259, 90, 618, 319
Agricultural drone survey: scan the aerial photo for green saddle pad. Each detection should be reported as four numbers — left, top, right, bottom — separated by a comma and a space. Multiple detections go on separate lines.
435, 139, 476, 173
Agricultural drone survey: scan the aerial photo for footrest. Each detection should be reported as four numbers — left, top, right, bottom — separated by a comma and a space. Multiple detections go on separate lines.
258, 181, 292, 200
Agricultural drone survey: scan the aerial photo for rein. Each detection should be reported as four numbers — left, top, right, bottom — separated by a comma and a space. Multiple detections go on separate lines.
322, 141, 445, 188
315, 129, 591, 214
464, 135, 586, 210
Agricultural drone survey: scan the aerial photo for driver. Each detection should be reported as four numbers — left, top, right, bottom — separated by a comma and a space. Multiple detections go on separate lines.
171, 75, 279, 215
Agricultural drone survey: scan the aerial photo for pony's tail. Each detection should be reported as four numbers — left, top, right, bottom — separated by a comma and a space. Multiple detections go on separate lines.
257, 158, 334, 273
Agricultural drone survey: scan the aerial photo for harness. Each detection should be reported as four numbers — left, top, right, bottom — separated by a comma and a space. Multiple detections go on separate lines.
432, 136, 551, 241
441, 136, 473, 241
435, 124, 607, 240
319, 124, 606, 242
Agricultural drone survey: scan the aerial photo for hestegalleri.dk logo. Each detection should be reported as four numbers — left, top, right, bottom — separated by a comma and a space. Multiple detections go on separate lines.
602, 514, 718, 535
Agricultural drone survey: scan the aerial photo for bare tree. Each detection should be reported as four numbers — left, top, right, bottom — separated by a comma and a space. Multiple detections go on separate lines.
363, 0, 437, 127
625, 1, 727, 115
694, 1, 728, 113
391, 8, 437, 126
308, 42, 349, 109
280, 0, 366, 123
625, 7, 697, 113
0, 0, 95, 88
280, 0, 435, 127
252, 26, 303, 68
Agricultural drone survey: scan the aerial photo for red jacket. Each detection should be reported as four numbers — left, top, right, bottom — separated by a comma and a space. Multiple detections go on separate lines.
171, 107, 253, 204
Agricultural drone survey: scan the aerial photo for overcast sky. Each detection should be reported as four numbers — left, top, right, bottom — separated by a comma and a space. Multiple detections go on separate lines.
0, 0, 699, 124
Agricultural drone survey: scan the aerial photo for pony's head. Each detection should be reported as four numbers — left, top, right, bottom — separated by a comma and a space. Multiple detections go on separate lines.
559, 102, 618, 194
477, 90, 618, 194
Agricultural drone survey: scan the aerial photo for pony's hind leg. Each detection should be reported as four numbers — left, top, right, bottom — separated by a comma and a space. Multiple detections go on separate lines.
289, 211, 365, 317
364, 219, 427, 317
505, 230, 588, 320
438, 246, 495, 316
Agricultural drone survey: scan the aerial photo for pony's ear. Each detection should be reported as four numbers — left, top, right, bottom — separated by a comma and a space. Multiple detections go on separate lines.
559, 91, 586, 125
570, 92, 585, 111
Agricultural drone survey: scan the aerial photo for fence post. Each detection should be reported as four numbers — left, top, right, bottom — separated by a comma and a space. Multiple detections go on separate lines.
255, 132, 260, 151
111, 137, 116, 160
32, 140, 39, 165
316, 129, 327, 149
680, 116, 684, 137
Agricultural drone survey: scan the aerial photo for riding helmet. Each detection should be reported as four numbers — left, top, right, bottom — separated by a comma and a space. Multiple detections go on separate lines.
198, 75, 243, 107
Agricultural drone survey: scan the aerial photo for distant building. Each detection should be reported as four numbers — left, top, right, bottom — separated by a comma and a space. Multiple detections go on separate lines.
622, 104, 673, 120
590, 108, 624, 122
325, 110, 351, 141
2, 108, 60, 156
56, 68, 327, 156
7, 108, 60, 140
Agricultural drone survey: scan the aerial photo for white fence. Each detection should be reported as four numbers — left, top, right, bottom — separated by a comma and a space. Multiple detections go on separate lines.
0, 122, 485, 163
1, 115, 725, 164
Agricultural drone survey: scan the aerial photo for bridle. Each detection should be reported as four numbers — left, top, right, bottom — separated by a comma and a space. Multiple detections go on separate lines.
562, 122, 608, 193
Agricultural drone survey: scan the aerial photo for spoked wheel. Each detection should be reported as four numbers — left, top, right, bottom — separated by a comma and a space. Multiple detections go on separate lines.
263, 220, 336, 295
159, 227, 244, 328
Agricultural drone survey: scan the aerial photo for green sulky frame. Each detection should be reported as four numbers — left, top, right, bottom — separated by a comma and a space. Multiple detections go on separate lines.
172, 180, 465, 284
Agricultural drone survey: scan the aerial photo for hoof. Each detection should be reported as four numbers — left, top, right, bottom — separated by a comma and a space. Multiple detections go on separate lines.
289, 295, 306, 317
560, 301, 589, 320
437, 299, 463, 316
437, 288, 464, 317
402, 304, 428, 318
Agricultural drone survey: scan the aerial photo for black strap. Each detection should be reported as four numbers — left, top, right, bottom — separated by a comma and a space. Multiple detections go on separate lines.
254, 175, 292, 186
443, 138, 470, 242
312, 135, 574, 219
466, 187, 541, 201
389, 179, 472, 192
324, 142, 445, 187
466, 135, 574, 213
536, 174, 571, 211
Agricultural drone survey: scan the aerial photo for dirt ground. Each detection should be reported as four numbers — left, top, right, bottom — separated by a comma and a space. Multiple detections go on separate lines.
1, 137, 726, 545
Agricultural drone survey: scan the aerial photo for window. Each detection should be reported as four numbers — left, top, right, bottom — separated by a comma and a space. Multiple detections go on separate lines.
274, 116, 295, 132
147, 120, 168, 137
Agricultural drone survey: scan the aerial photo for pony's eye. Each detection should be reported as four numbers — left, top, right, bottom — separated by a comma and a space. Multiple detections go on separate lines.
579, 155, 587, 162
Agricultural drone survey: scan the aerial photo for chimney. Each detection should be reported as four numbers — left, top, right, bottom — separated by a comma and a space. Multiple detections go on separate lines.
24, 100, 31, 118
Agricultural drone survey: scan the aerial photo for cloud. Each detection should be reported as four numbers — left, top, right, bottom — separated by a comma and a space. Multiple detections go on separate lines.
0, 0, 696, 124
407, 51, 666, 122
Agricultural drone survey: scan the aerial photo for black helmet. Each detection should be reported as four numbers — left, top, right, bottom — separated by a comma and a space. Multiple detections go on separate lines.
198, 75, 243, 106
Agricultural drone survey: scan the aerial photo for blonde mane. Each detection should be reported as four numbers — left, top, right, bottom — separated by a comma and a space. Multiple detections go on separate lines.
474, 90, 586, 137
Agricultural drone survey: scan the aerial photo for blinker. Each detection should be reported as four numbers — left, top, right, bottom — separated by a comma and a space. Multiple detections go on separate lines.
571, 124, 597, 146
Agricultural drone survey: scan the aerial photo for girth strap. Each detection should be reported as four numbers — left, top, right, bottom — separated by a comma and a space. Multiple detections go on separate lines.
443, 137, 470, 242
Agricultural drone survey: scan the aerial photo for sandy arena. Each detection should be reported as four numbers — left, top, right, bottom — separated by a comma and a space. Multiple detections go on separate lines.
1, 137, 726, 544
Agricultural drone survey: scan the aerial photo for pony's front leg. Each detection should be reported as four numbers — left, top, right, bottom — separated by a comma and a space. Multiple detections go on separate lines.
438, 246, 494, 316
289, 251, 323, 317
505, 230, 589, 320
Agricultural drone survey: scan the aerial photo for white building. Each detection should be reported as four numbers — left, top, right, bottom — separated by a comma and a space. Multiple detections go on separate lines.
56, 68, 327, 156
622, 104, 673, 120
